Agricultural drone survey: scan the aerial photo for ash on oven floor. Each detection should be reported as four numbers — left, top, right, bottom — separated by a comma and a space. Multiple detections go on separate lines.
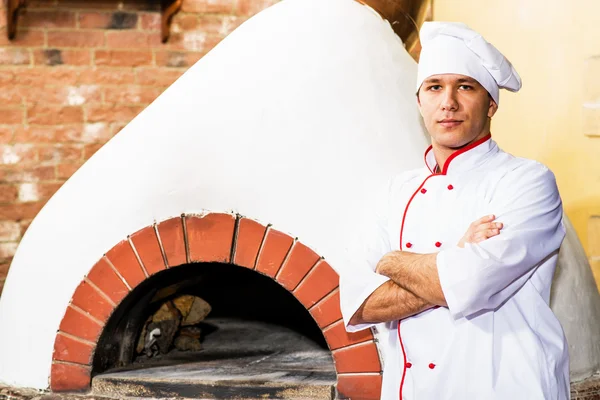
91, 318, 337, 400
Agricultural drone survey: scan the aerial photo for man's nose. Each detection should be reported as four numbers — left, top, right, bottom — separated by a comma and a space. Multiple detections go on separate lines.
441, 89, 459, 111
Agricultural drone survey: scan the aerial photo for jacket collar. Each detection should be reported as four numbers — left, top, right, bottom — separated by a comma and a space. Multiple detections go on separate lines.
424, 134, 497, 175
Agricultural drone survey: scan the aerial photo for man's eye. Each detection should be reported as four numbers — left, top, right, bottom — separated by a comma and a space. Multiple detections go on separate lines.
459, 85, 473, 90
428, 85, 442, 91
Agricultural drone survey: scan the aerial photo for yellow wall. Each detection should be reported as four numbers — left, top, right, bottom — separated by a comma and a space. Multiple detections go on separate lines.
434, 1, 600, 285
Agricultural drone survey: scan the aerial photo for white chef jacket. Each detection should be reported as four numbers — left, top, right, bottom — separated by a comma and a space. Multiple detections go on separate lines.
340, 135, 569, 400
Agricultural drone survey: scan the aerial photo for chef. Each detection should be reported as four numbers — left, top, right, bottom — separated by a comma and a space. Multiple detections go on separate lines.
339, 22, 569, 399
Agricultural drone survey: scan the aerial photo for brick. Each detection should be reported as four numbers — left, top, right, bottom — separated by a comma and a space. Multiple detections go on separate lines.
0, 144, 37, 165
48, 30, 105, 48
140, 13, 160, 31
172, 14, 199, 31
36, 182, 63, 201
186, 213, 235, 263
136, 68, 184, 86
0, 185, 18, 203
111, 122, 127, 136
79, 11, 137, 29
39, 144, 83, 163
181, 0, 236, 14
332, 341, 381, 374
309, 289, 342, 329
94, 50, 153, 67
14, 125, 85, 143
106, 239, 146, 288
0, 165, 54, 183
165, 31, 222, 53
33, 49, 91, 66
197, 15, 238, 37
104, 86, 163, 104
0, 163, 54, 180
50, 362, 91, 392
71, 280, 114, 323
0, 107, 24, 124
79, 122, 113, 142
18, 182, 39, 203
24, 85, 102, 106
0, 86, 24, 104
83, 143, 104, 159
130, 226, 166, 276
57, 162, 83, 179
233, 218, 267, 269
19, 219, 32, 236
0, 127, 13, 143
87, 257, 130, 304
0, 48, 31, 65
0, 70, 15, 85
86, 104, 144, 123
58, 305, 104, 342
78, 68, 136, 85
155, 51, 204, 68
276, 241, 320, 291
0, 29, 45, 47
17, 67, 80, 86
323, 319, 374, 351
106, 31, 159, 48
293, 260, 339, 309
0, 202, 45, 220
0, 242, 17, 259
27, 104, 83, 125
336, 374, 382, 400
0, 261, 11, 277
255, 228, 293, 278
21, 10, 76, 28
53, 333, 94, 365
157, 217, 187, 267
236, 0, 278, 17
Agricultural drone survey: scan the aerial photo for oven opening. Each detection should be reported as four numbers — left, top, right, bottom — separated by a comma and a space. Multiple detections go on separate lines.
92, 262, 336, 399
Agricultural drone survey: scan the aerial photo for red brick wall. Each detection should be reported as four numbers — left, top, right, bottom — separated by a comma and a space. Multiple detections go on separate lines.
0, 0, 277, 295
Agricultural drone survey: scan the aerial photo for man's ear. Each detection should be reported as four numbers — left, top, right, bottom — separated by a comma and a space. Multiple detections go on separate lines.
488, 96, 498, 118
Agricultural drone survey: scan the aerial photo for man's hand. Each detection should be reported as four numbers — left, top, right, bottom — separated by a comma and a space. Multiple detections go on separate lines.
458, 214, 503, 248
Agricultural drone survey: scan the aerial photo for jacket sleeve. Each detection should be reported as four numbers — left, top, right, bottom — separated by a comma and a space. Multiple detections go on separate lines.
339, 178, 397, 333
436, 162, 566, 320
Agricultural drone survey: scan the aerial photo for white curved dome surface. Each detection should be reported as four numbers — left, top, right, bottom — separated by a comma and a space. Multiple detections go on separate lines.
0, 0, 427, 389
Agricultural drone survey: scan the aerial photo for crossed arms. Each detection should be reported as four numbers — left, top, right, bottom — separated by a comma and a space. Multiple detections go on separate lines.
350, 215, 503, 325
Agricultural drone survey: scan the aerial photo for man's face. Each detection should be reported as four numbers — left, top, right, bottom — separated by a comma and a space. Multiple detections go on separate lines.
417, 74, 498, 150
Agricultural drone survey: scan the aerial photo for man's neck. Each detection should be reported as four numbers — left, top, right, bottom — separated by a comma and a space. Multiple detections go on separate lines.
431, 131, 490, 172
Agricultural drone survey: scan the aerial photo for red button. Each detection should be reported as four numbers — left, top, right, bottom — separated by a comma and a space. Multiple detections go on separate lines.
405, 362, 412, 368
447, 184, 454, 190
420, 188, 427, 194
429, 363, 436, 369
405, 242, 412, 248
435, 242, 442, 248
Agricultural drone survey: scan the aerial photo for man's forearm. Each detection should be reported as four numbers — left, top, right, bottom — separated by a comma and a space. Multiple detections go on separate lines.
377, 251, 447, 306
349, 280, 432, 325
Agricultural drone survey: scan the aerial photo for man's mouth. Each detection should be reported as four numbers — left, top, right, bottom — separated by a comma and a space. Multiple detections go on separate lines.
438, 119, 463, 128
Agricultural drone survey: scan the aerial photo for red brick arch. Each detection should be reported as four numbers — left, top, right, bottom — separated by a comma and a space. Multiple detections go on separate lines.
50, 212, 383, 399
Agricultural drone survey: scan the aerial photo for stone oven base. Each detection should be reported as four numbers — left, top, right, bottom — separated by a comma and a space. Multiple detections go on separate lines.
2, 375, 600, 400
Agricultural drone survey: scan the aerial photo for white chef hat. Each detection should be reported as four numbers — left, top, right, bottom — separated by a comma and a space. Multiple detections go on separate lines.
416, 22, 522, 105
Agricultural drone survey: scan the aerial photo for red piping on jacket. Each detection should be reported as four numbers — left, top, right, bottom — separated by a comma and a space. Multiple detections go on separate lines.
397, 133, 492, 399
